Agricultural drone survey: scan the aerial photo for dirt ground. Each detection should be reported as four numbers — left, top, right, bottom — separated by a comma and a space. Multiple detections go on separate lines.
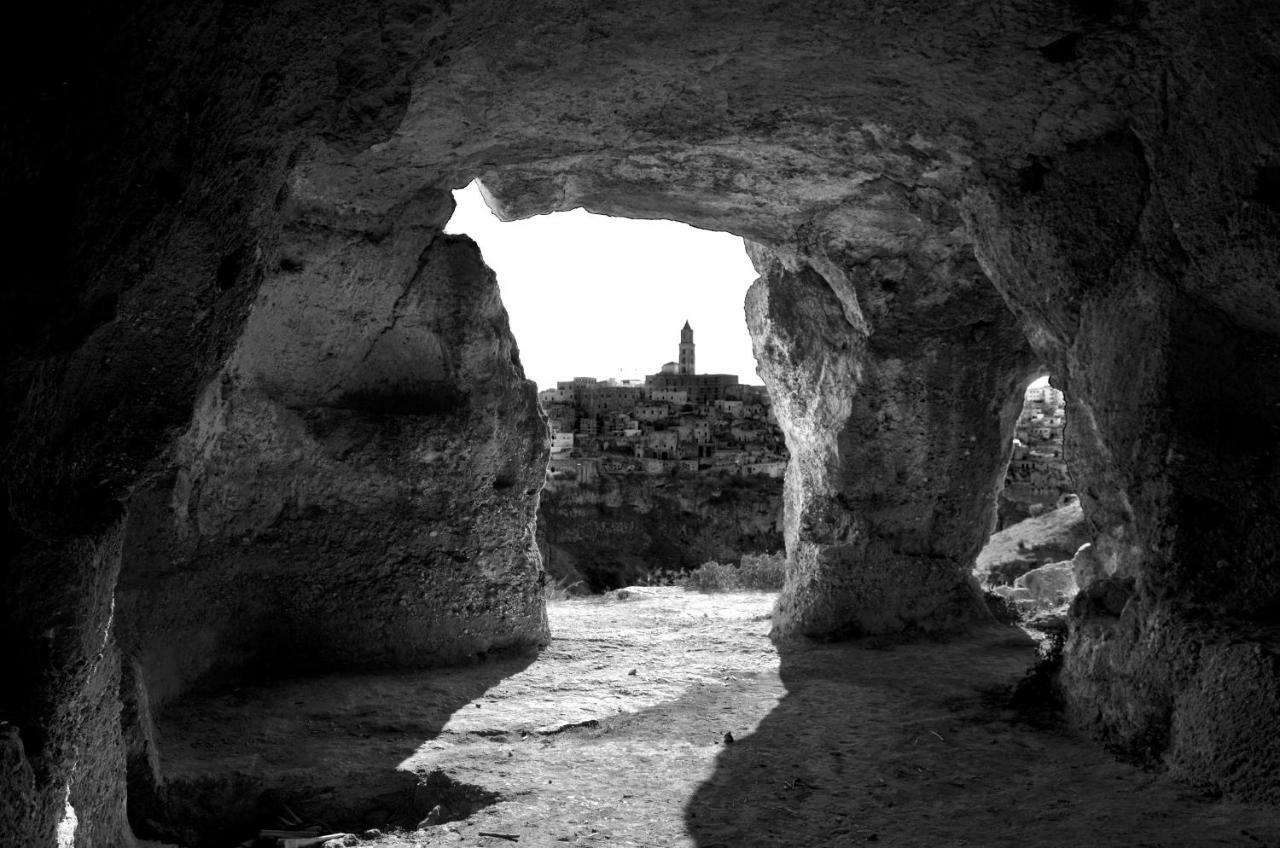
156, 588, 1280, 848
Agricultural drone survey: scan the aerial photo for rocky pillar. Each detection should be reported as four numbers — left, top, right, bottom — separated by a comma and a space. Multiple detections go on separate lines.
747, 235, 1034, 640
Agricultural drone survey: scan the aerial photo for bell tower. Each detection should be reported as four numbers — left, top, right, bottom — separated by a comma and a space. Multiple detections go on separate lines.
678, 321, 695, 375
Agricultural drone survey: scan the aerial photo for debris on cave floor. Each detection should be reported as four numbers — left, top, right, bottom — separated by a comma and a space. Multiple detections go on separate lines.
975, 500, 1088, 589
156, 589, 1280, 848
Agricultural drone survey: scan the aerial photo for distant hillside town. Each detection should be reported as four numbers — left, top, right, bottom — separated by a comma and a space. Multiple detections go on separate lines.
999, 381, 1073, 526
537, 322, 788, 483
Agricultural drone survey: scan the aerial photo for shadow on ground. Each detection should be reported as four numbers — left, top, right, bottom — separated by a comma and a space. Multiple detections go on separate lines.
147, 650, 538, 847
684, 627, 1280, 848
145, 595, 1280, 847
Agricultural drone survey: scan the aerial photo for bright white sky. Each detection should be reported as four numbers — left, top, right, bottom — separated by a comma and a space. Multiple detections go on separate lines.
444, 181, 761, 391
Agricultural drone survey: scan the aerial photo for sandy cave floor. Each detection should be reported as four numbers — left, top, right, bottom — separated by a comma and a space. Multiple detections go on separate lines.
155, 589, 1280, 848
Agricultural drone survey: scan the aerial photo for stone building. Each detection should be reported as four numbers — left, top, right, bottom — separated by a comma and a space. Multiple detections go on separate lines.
651, 388, 689, 405
634, 402, 670, 422
647, 372, 740, 404
532, 322, 786, 483
580, 385, 643, 418
678, 320, 695, 374
646, 322, 741, 403
1001, 379, 1073, 523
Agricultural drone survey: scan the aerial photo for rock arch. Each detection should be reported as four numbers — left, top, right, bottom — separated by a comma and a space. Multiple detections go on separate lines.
4, 1, 1279, 843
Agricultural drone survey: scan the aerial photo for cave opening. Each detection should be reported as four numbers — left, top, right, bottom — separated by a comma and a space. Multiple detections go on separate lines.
442, 181, 788, 594
442, 181, 759, 394
975, 374, 1086, 621
1000, 376, 1074, 532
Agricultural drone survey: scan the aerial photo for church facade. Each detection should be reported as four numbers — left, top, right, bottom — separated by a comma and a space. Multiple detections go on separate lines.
647, 321, 738, 404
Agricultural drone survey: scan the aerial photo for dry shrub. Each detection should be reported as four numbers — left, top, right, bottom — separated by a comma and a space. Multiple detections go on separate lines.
737, 552, 787, 590
545, 575, 584, 601
682, 560, 739, 592
682, 552, 786, 592
638, 568, 683, 587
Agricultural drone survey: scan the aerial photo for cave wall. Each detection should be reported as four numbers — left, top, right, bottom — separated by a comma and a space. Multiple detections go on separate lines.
1, 2, 532, 844
965, 124, 1280, 798
5, 1, 1280, 844
115, 181, 549, 709
113, 181, 550, 830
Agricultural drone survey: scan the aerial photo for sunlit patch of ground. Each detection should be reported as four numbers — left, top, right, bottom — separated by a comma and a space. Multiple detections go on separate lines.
159, 588, 1280, 848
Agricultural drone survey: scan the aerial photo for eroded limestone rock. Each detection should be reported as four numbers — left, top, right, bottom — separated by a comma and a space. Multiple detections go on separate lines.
975, 500, 1090, 587
1069, 542, 1104, 591
116, 187, 550, 709
1014, 560, 1077, 607
964, 99, 1280, 803
745, 228, 1034, 639
5, 2, 1280, 843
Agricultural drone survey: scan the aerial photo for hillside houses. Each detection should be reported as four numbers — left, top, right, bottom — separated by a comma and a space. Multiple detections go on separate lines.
540, 323, 788, 481
1003, 381, 1072, 510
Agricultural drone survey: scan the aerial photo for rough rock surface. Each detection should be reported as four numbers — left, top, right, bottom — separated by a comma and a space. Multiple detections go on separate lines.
113, 197, 552, 830
1014, 560, 1078, 606
746, 244, 1034, 639
4, 1, 1280, 843
537, 473, 782, 591
975, 500, 1090, 587
115, 214, 551, 693
1069, 542, 1104, 590
990, 560, 1078, 620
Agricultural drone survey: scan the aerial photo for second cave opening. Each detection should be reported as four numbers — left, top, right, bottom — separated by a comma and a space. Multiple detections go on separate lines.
975, 375, 1086, 619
